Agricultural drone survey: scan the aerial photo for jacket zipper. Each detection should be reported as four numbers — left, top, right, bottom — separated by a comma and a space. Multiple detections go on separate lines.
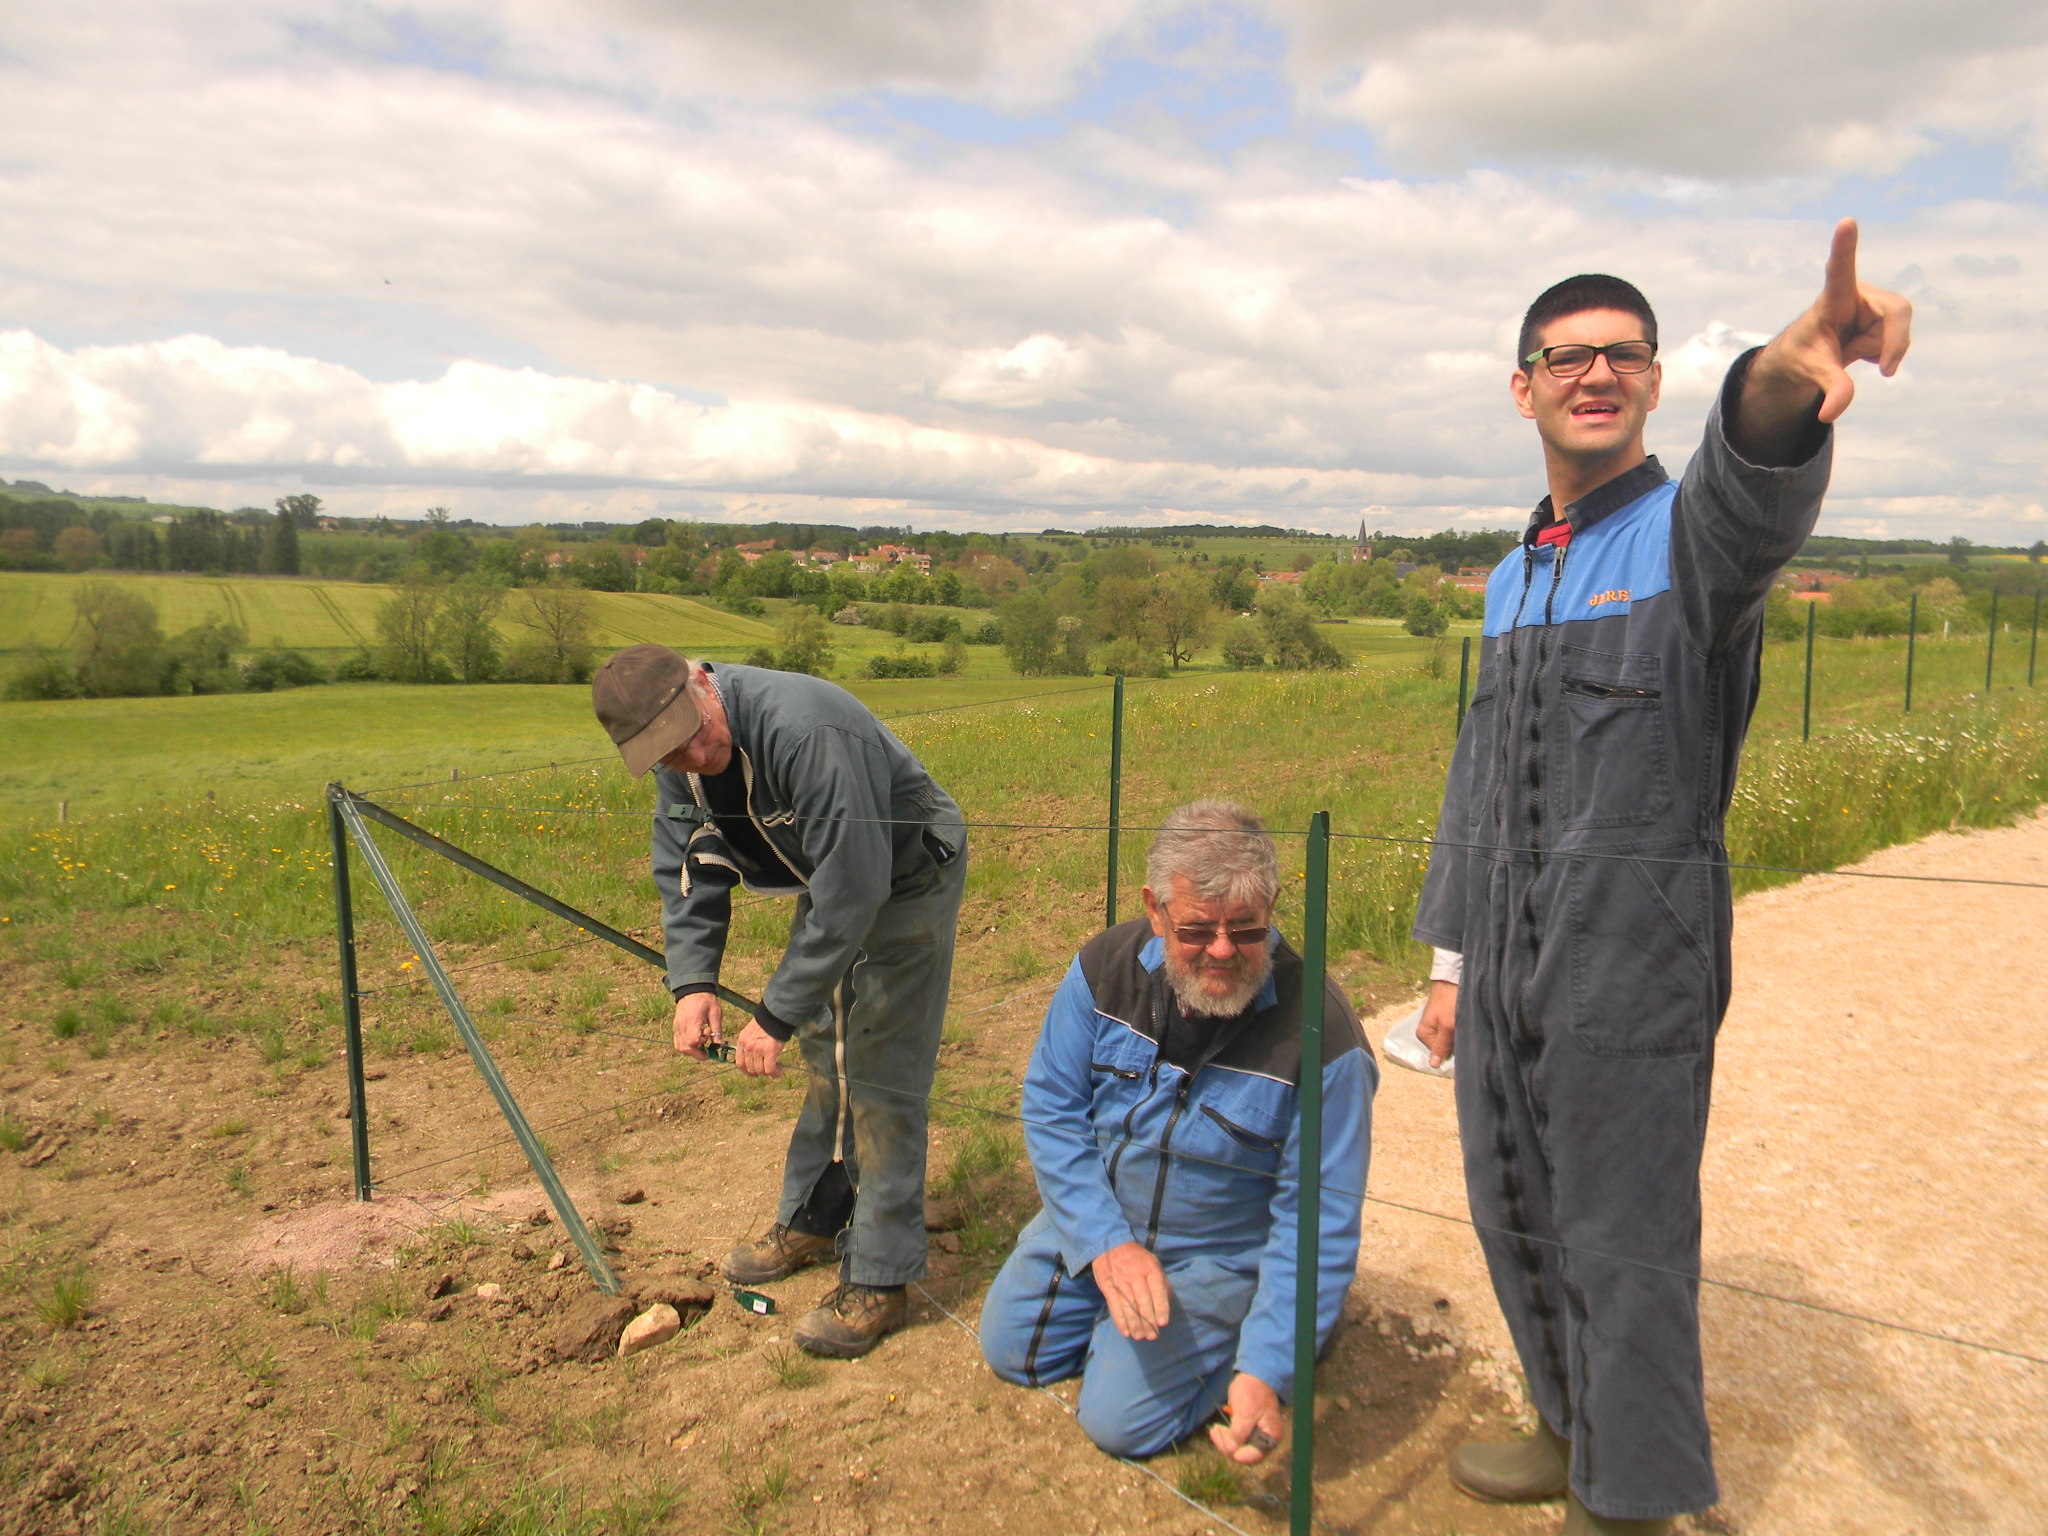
1103, 1061, 1155, 1192
1142, 1072, 1194, 1251
739, 750, 807, 888
1522, 544, 1570, 856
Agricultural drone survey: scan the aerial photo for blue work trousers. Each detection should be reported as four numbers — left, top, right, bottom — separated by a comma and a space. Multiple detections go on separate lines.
980, 1210, 1256, 1458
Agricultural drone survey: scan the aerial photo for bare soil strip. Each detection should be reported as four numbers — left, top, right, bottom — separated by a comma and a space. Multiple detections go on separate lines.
3, 812, 2043, 1534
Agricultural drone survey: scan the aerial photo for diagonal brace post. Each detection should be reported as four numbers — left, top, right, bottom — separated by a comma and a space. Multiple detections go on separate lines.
343, 791, 755, 1011
333, 793, 620, 1294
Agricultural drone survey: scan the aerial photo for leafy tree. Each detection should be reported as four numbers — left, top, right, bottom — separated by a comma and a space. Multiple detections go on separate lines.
243, 644, 327, 691
375, 577, 445, 682
72, 584, 169, 696
1210, 559, 1257, 613
1220, 618, 1265, 669
1256, 587, 1343, 670
1946, 536, 1972, 568
1148, 567, 1214, 670
169, 614, 247, 693
2029, 540, 2046, 566
415, 508, 470, 577
1095, 573, 1154, 644
105, 521, 160, 571
5, 643, 78, 700
434, 577, 507, 682
276, 494, 323, 530
265, 505, 301, 575
774, 607, 835, 676
1402, 592, 1449, 638
53, 526, 104, 572
505, 579, 598, 683
999, 590, 1059, 675
930, 569, 963, 607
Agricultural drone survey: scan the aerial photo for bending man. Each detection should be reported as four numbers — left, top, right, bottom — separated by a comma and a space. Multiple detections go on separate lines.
981, 801, 1375, 1462
1412, 222, 1911, 1533
593, 644, 967, 1359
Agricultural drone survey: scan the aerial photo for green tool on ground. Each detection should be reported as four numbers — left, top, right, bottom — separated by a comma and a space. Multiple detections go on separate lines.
732, 1289, 776, 1316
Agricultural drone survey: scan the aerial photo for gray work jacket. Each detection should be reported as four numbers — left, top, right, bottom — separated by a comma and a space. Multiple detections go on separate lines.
651, 664, 963, 1031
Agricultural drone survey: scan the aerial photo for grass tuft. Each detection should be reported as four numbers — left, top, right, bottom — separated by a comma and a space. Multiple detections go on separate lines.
35, 1262, 93, 1329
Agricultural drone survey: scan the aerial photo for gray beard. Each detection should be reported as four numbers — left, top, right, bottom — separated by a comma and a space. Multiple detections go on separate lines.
1164, 949, 1269, 1019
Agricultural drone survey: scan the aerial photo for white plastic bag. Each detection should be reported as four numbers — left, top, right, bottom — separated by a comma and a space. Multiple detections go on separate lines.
1382, 1004, 1453, 1078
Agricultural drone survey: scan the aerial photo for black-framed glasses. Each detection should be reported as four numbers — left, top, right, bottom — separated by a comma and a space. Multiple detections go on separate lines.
1523, 341, 1657, 379
1169, 920, 1270, 949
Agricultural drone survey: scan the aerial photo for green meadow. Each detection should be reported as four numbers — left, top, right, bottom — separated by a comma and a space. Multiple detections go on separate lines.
4, 632, 2045, 1020
0, 570, 778, 662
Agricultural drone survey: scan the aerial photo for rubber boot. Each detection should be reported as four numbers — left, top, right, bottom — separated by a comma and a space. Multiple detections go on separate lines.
1560, 1490, 1673, 1535
1448, 1418, 1570, 1503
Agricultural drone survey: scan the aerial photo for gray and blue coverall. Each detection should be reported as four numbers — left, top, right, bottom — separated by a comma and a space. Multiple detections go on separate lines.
1413, 352, 1831, 1519
980, 919, 1376, 1457
652, 663, 967, 1287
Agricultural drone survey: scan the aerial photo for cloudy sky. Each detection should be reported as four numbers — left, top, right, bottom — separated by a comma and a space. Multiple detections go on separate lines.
3, 1, 2045, 539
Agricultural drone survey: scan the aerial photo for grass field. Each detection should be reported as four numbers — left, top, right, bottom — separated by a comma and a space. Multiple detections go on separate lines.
0, 571, 778, 661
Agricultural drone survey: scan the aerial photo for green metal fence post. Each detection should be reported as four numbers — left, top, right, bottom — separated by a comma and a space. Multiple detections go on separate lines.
1986, 589, 1999, 691
1106, 674, 1125, 930
326, 785, 372, 1201
1456, 636, 1472, 727
1289, 809, 1331, 1536
1801, 599, 1816, 742
1905, 592, 1918, 713
2029, 591, 2041, 688
334, 795, 620, 1294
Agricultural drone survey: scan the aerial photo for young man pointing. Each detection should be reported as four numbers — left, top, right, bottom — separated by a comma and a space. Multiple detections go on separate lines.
1412, 222, 1910, 1534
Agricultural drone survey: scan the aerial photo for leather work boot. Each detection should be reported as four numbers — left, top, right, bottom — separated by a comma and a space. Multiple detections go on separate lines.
720, 1223, 838, 1285
1560, 1491, 1673, 1535
793, 1283, 908, 1359
1448, 1418, 1571, 1503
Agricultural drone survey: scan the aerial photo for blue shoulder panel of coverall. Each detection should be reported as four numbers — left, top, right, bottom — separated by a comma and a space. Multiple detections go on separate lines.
1482, 480, 1677, 637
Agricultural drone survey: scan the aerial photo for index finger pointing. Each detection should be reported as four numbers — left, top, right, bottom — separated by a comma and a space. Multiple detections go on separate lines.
1823, 217, 1860, 308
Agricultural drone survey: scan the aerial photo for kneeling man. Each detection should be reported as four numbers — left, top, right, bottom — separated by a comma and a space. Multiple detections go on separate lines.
981, 801, 1376, 1462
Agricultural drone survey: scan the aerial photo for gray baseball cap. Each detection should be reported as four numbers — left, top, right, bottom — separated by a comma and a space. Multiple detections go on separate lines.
592, 644, 701, 777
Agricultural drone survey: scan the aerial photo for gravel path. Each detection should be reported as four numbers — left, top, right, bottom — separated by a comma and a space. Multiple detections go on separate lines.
1357, 808, 2048, 1535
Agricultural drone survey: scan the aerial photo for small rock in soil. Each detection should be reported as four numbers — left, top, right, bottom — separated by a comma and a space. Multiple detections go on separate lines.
551, 1294, 637, 1363
31, 1459, 85, 1503
631, 1276, 716, 1319
615, 1187, 646, 1205
617, 1303, 682, 1357
596, 1216, 633, 1238
547, 1251, 567, 1271
931, 1232, 963, 1255
528, 1208, 550, 1225
243, 1391, 271, 1409
426, 1272, 456, 1300
923, 1197, 964, 1232
422, 1299, 454, 1323
509, 1240, 533, 1260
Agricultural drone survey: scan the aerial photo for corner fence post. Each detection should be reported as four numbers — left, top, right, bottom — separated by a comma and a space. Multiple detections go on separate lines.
1986, 589, 1999, 692
1905, 592, 1918, 714
327, 785, 372, 1200
1289, 809, 1331, 1536
1456, 635, 1472, 727
1801, 598, 1816, 742
2029, 591, 2041, 688
333, 790, 620, 1294
1105, 674, 1125, 929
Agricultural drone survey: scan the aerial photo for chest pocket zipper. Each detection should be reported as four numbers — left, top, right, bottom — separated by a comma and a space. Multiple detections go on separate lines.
1091, 1063, 1142, 1079
1200, 1104, 1284, 1153
1563, 679, 1660, 701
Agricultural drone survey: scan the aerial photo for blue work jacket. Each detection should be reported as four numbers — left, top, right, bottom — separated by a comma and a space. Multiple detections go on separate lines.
1020, 919, 1377, 1399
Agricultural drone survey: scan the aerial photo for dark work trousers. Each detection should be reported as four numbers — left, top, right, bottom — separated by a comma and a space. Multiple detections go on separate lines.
777, 838, 967, 1288
1456, 853, 1722, 1521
